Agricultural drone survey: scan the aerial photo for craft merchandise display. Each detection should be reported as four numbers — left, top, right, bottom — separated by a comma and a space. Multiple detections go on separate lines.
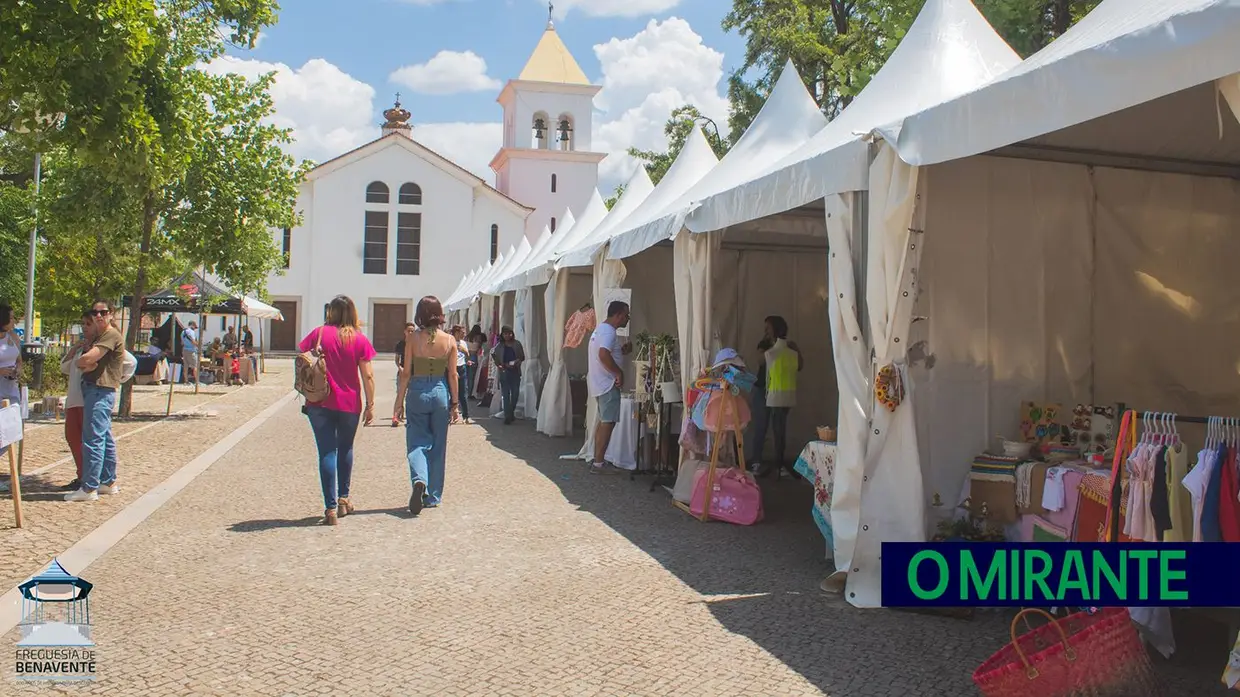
675, 349, 762, 526
966, 403, 1240, 689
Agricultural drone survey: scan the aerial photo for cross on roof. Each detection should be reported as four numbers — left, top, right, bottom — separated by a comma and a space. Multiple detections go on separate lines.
548, 2, 554, 24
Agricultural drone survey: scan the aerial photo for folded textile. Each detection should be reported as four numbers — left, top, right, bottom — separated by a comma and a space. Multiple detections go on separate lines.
1031, 516, 1068, 542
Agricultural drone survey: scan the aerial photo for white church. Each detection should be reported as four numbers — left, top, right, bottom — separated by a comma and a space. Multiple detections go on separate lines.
264, 19, 604, 352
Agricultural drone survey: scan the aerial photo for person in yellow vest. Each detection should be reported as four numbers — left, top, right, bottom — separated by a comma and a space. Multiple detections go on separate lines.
748, 315, 803, 479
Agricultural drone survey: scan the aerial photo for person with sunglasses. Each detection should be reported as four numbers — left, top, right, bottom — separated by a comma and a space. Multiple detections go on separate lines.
66, 301, 127, 502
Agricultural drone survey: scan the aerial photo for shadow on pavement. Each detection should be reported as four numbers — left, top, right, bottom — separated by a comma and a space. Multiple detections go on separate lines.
228, 517, 323, 532
475, 417, 1231, 696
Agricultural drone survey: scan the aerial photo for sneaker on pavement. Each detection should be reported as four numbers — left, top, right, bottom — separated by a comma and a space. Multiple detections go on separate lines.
64, 488, 98, 502
98, 482, 121, 495
62, 479, 81, 491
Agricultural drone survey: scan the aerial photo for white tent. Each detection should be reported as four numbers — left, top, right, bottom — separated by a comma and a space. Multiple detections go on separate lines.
545, 127, 721, 459
446, 250, 505, 313
537, 169, 656, 438
686, 0, 1019, 232
605, 61, 828, 261
878, 0, 1240, 167
840, 0, 1240, 611
553, 166, 657, 270
557, 130, 716, 269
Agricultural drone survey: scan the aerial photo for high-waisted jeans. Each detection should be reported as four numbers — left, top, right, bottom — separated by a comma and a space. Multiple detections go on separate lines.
405, 376, 449, 505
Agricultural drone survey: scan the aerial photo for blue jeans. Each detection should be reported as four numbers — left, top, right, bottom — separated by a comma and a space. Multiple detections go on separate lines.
500, 369, 520, 422
306, 406, 360, 511
456, 366, 470, 420
81, 382, 119, 491
406, 376, 449, 505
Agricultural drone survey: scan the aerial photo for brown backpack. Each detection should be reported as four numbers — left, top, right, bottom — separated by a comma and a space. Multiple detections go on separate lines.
294, 328, 331, 403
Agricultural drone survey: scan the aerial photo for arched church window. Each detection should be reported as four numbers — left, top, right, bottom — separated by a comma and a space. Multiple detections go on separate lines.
490, 224, 499, 262
532, 112, 550, 150
556, 114, 574, 152
551, 173, 557, 193
399, 182, 422, 205
365, 181, 389, 204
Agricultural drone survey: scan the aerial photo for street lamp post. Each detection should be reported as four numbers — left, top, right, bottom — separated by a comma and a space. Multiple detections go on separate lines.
24, 151, 40, 342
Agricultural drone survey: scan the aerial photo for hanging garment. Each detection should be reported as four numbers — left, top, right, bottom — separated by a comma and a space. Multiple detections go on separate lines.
1165, 442, 1194, 543
1219, 444, 1240, 542
1150, 445, 1173, 541
563, 308, 596, 349
1042, 466, 1070, 512
1183, 446, 1218, 542
1123, 443, 1157, 542
1202, 441, 1228, 542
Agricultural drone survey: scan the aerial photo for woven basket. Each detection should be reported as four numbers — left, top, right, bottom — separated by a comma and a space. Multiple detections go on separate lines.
973, 608, 1161, 697
816, 426, 836, 442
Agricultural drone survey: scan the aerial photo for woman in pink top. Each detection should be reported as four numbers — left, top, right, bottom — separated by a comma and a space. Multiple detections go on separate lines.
299, 295, 377, 525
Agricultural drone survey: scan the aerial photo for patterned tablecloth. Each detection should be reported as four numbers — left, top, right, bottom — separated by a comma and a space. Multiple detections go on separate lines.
793, 441, 837, 554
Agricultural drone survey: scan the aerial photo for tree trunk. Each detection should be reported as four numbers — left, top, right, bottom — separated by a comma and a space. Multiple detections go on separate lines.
119, 187, 157, 417
1051, 0, 1072, 38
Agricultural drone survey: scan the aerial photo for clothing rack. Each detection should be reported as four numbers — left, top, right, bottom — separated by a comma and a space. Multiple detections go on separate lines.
1105, 402, 1229, 542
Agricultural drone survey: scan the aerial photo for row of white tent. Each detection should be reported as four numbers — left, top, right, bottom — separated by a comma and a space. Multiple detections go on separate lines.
443, 0, 1240, 609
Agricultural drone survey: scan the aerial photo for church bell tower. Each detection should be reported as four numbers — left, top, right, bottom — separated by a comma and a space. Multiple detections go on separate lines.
489, 7, 606, 240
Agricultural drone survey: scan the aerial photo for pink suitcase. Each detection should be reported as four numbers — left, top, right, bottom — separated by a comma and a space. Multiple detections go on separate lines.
689, 467, 763, 525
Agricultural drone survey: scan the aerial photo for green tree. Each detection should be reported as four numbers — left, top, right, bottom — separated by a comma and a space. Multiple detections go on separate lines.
0, 182, 29, 307
162, 71, 309, 298
604, 184, 625, 210
627, 105, 730, 186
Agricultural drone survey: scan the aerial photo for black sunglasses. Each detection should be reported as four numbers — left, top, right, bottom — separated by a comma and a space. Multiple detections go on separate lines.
87, 309, 111, 316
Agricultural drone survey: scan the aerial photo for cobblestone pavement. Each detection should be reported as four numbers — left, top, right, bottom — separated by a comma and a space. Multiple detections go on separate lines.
2, 361, 1231, 695
0, 365, 292, 596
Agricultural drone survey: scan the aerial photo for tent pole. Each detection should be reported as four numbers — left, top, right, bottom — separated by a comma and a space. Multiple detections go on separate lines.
259, 321, 266, 374
165, 313, 176, 416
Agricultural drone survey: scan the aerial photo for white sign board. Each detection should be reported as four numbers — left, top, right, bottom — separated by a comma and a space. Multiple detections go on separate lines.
602, 288, 633, 337
0, 403, 22, 450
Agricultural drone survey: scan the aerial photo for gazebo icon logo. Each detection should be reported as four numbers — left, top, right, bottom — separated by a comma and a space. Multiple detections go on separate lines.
14, 559, 97, 681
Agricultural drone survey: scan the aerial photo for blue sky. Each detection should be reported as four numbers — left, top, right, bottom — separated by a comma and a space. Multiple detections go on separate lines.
210, 0, 746, 191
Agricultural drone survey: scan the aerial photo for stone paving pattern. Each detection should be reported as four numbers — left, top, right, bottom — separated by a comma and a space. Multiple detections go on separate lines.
2, 362, 1231, 695
0, 367, 292, 595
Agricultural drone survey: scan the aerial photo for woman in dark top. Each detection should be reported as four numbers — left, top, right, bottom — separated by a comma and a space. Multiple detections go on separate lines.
392, 322, 414, 427
489, 326, 525, 425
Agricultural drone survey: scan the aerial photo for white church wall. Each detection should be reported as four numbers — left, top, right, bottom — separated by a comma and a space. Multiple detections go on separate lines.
266, 140, 524, 346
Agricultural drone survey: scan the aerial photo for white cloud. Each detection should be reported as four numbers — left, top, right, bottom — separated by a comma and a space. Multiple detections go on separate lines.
591, 17, 729, 189
203, 55, 376, 164
391, 50, 502, 95
549, 0, 683, 19
202, 16, 729, 193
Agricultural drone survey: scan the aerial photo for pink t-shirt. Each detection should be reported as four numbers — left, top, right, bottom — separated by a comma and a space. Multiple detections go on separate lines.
299, 326, 376, 413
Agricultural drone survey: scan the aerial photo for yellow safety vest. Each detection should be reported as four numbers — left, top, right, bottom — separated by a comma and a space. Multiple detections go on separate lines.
765, 339, 798, 408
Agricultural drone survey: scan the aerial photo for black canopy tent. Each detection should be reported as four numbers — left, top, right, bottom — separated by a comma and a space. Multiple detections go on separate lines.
121, 270, 283, 408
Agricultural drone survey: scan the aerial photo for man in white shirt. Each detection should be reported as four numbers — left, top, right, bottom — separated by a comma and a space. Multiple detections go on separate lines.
587, 301, 631, 474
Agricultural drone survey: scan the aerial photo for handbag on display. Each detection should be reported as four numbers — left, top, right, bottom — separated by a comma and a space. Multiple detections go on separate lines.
689, 466, 763, 526
972, 608, 1160, 697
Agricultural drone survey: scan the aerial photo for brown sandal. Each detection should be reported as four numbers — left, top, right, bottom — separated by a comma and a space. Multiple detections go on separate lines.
323, 509, 338, 526
337, 497, 354, 518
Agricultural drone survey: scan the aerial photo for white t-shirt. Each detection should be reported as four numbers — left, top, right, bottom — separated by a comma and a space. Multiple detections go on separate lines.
587, 322, 623, 397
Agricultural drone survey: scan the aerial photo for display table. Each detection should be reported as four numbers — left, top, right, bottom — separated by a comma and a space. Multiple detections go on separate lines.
604, 395, 638, 470
793, 440, 837, 557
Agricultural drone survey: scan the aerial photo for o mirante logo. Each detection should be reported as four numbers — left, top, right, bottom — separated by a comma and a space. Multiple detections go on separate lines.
881, 543, 1240, 608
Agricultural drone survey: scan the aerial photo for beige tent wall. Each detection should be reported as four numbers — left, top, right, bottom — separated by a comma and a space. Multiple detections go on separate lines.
563, 270, 594, 379
914, 154, 1240, 507
711, 225, 836, 462
623, 244, 679, 353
